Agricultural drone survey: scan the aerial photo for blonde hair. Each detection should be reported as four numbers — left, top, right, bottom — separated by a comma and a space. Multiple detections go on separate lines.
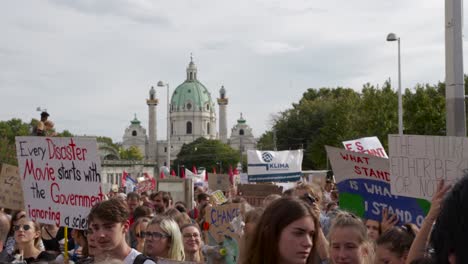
329, 212, 375, 264
149, 217, 185, 261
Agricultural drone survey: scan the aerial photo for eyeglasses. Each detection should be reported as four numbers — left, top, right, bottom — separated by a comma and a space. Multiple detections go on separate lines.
14, 224, 32, 231
144, 231, 170, 240
183, 233, 200, 239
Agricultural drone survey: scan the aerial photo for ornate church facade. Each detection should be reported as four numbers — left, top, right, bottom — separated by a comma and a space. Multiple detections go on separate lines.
121, 57, 257, 167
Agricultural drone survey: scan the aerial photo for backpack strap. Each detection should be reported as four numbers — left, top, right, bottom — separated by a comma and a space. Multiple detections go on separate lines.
133, 254, 153, 264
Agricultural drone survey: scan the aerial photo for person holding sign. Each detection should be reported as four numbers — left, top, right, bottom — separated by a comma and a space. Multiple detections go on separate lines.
244, 198, 320, 264
13, 218, 56, 263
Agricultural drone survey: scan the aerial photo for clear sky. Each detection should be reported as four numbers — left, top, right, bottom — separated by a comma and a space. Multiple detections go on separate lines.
1, 0, 467, 142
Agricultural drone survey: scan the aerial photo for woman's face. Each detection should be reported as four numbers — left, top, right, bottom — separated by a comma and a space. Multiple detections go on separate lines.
181, 226, 201, 253
330, 227, 367, 264
365, 219, 380, 241
14, 218, 39, 245
376, 245, 405, 264
144, 224, 170, 259
135, 221, 148, 244
278, 216, 315, 264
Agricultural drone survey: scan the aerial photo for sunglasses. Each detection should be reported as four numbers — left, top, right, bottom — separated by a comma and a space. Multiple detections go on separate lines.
144, 231, 170, 240
14, 224, 32, 231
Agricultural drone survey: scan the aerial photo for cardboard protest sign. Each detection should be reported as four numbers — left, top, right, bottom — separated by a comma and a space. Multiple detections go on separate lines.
157, 178, 193, 210
389, 134, 468, 200
247, 150, 303, 182
135, 178, 156, 194
210, 190, 228, 205
204, 203, 241, 264
0, 163, 25, 211
326, 146, 429, 226
15, 137, 104, 229
208, 174, 231, 192
237, 184, 283, 207
343, 136, 388, 158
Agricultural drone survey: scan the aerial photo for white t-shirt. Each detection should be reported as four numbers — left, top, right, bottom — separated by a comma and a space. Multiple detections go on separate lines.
123, 248, 156, 264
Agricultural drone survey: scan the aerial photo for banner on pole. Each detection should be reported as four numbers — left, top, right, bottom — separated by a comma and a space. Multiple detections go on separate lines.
15, 137, 104, 229
388, 134, 468, 200
247, 150, 303, 182
326, 146, 428, 226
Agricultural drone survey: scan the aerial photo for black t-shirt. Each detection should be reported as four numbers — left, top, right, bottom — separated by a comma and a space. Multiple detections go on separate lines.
24, 251, 57, 263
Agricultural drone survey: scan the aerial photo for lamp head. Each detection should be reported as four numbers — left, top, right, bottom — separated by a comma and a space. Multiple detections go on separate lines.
386, 33, 398, 41
157, 81, 165, 87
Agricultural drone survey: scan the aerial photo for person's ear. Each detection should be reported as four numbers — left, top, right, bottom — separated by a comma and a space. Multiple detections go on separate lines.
122, 220, 130, 233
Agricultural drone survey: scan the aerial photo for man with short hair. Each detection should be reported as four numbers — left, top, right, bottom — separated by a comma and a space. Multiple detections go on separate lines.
150, 191, 170, 214
87, 198, 155, 264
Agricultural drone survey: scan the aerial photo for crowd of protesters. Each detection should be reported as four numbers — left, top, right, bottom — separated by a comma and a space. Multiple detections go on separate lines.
0, 173, 466, 263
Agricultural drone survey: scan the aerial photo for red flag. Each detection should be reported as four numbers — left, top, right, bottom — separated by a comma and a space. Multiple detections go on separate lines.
192, 165, 198, 174
205, 170, 209, 181
181, 168, 186, 179
171, 169, 176, 176
212, 166, 217, 174
233, 167, 239, 175
121, 171, 128, 187
160, 170, 165, 179
228, 165, 234, 184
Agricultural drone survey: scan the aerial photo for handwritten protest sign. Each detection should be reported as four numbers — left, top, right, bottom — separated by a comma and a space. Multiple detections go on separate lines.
0, 163, 25, 211
388, 134, 468, 200
238, 184, 283, 207
204, 203, 241, 264
208, 174, 231, 192
343, 136, 388, 158
15, 137, 104, 229
326, 146, 429, 226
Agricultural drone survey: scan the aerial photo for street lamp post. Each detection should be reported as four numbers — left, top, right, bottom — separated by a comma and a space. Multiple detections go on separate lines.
157, 81, 171, 169
387, 33, 403, 135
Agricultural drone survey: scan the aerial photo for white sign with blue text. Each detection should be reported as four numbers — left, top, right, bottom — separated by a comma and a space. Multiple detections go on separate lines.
247, 150, 303, 182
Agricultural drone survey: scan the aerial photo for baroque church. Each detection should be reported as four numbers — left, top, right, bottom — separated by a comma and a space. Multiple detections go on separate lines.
121, 57, 257, 167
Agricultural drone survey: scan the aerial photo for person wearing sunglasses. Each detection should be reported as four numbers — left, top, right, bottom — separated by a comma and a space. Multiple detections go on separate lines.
13, 218, 56, 263
132, 217, 150, 253
144, 217, 184, 261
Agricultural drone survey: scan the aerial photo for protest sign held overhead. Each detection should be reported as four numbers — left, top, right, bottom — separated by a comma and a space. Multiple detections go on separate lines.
208, 174, 231, 192
204, 203, 241, 264
343, 136, 388, 158
389, 134, 468, 200
247, 150, 303, 182
15, 136, 104, 229
237, 184, 283, 207
0, 163, 25, 211
326, 146, 428, 226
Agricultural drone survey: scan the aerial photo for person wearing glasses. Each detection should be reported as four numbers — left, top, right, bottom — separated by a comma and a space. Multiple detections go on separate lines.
13, 218, 56, 263
143, 217, 185, 261
132, 217, 150, 253
180, 223, 203, 262
87, 198, 156, 264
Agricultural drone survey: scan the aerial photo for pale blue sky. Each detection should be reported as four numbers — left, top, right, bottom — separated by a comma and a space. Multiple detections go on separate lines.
1, 0, 466, 142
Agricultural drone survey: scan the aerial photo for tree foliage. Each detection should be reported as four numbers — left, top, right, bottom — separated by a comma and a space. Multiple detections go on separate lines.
119, 146, 144, 161
261, 78, 464, 170
173, 137, 240, 173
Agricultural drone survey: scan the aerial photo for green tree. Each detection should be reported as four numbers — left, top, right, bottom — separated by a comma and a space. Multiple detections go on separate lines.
119, 146, 144, 161
0, 118, 33, 165
174, 137, 239, 173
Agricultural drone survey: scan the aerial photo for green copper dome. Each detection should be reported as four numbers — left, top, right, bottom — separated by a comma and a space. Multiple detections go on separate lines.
170, 58, 214, 112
